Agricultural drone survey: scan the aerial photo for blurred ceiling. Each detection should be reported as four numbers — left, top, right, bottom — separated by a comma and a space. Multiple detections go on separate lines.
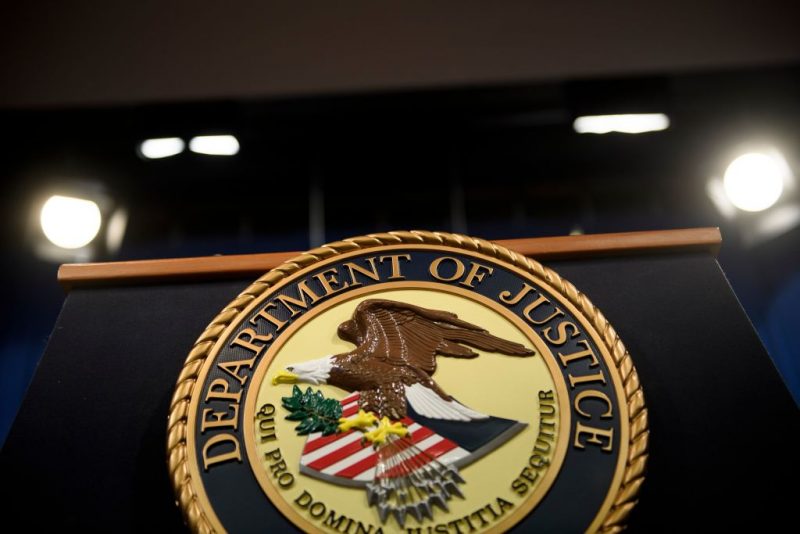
2, 0, 799, 108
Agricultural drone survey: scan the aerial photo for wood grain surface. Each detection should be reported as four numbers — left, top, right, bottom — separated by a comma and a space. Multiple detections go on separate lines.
58, 227, 721, 290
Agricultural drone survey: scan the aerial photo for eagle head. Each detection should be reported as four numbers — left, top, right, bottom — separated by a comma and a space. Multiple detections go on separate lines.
272, 355, 334, 386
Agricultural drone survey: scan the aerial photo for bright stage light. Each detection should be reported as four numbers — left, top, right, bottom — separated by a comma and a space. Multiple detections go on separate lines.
573, 114, 670, 134
40, 195, 102, 249
138, 137, 185, 159
189, 135, 240, 156
723, 152, 789, 212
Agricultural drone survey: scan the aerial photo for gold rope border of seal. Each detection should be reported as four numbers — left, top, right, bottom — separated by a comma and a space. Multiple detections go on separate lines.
166, 231, 649, 534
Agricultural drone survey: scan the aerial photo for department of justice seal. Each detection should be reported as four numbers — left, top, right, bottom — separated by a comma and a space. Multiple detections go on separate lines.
167, 232, 648, 533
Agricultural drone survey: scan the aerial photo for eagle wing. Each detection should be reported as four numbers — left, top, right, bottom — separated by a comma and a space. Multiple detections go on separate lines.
348, 299, 534, 376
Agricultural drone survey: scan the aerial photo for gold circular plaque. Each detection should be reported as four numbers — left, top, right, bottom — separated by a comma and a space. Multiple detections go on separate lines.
167, 231, 648, 533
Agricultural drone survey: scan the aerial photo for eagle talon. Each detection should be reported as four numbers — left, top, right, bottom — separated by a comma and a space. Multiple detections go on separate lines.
363, 416, 409, 447
338, 409, 378, 433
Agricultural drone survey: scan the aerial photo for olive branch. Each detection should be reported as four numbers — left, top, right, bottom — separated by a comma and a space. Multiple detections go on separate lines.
281, 385, 343, 436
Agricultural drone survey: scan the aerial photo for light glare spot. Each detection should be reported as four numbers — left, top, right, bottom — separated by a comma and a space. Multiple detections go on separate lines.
106, 208, 128, 253
40, 195, 102, 249
573, 114, 670, 134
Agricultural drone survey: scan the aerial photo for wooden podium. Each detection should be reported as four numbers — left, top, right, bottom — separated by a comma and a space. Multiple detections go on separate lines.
2, 228, 797, 532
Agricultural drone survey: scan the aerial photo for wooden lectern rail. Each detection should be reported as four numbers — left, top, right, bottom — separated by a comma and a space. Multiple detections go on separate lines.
58, 227, 721, 290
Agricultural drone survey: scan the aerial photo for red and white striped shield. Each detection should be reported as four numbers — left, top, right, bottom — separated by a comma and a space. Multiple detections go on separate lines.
298, 393, 471, 486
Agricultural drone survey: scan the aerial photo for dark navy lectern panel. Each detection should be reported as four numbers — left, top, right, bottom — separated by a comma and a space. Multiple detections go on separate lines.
2, 253, 797, 532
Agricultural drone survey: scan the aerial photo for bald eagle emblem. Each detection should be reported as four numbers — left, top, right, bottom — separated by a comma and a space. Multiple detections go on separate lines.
273, 299, 534, 526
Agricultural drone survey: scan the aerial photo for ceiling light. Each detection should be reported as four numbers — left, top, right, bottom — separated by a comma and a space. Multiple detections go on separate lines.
189, 135, 240, 156
138, 137, 185, 159
723, 151, 789, 212
40, 195, 102, 249
573, 114, 670, 134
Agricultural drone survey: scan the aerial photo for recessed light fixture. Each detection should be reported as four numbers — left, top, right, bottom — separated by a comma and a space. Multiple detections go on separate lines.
138, 137, 185, 159
573, 114, 670, 134
189, 135, 240, 156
